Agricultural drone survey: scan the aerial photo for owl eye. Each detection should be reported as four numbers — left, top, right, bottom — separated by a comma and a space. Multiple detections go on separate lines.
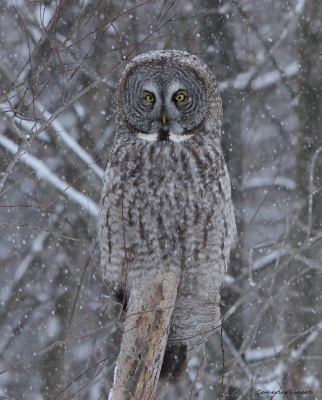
173, 90, 188, 105
141, 91, 155, 104
145, 94, 155, 102
175, 94, 185, 102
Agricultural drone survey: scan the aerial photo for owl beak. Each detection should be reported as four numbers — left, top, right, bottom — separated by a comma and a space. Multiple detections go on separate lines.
159, 114, 170, 141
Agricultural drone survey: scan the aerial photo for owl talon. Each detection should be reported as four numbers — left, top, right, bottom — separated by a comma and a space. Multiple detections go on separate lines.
114, 287, 128, 311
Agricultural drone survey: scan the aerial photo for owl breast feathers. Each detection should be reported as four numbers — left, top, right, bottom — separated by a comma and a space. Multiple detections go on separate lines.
99, 50, 236, 384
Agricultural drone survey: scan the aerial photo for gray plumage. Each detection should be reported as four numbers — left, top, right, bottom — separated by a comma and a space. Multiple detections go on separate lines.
99, 50, 236, 383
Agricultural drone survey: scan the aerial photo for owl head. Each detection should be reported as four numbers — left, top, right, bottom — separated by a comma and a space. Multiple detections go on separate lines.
115, 50, 223, 144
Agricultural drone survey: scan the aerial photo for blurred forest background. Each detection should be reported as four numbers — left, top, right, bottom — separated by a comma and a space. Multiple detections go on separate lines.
0, 0, 321, 399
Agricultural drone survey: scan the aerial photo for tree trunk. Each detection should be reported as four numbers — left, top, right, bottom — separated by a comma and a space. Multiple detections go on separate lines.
284, 0, 322, 395
109, 270, 181, 400
196, 2, 244, 397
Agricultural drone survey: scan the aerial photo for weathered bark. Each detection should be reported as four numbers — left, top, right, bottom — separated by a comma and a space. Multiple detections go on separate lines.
109, 270, 181, 400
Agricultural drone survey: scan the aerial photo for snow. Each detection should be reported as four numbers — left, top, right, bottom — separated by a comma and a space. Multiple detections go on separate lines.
0, 134, 99, 216
14, 232, 48, 280
243, 176, 296, 191
36, 103, 104, 180
252, 249, 288, 271
108, 361, 119, 400
244, 344, 284, 361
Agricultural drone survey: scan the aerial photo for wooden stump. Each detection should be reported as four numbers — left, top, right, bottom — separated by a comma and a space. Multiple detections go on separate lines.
109, 270, 180, 400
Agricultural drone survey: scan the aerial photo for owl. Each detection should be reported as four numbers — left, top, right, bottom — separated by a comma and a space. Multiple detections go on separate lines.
99, 50, 236, 384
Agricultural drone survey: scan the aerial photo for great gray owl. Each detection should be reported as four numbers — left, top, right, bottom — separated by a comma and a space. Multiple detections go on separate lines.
99, 50, 236, 384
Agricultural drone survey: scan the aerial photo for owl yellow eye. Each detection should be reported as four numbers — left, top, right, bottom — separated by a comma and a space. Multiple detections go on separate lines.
175, 94, 185, 102
145, 94, 154, 102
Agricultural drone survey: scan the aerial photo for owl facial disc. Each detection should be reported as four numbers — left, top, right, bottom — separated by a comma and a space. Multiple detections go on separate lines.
123, 64, 208, 142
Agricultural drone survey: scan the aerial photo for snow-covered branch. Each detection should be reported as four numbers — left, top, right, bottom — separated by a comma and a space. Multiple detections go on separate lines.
219, 61, 299, 92
35, 103, 104, 180
0, 134, 99, 216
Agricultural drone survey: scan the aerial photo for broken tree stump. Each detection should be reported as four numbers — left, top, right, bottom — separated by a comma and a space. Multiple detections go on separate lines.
109, 269, 181, 400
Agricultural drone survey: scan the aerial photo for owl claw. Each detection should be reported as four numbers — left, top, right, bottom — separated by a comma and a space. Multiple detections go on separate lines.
114, 287, 128, 311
